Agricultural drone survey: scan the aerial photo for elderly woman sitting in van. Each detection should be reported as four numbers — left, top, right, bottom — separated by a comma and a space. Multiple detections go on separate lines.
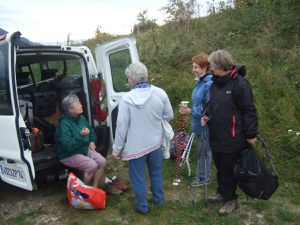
55, 94, 106, 188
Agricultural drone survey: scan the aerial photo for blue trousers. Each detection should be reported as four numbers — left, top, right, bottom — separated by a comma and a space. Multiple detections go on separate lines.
195, 132, 212, 180
128, 147, 164, 213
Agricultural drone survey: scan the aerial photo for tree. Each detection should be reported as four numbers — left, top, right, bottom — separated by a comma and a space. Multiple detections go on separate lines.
133, 10, 158, 34
162, 0, 198, 24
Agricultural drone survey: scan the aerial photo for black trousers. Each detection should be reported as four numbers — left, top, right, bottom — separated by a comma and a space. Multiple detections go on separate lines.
212, 150, 240, 202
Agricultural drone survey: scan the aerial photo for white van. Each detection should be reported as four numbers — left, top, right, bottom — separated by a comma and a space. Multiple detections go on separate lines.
0, 31, 139, 190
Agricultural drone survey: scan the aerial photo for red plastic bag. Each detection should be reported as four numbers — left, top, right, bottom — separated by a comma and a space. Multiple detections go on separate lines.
67, 172, 106, 209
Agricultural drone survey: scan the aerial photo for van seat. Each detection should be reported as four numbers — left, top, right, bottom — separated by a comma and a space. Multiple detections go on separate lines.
41, 69, 57, 81
16, 72, 31, 85
33, 91, 58, 117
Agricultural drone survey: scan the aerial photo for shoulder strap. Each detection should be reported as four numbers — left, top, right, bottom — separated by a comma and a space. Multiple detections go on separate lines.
257, 135, 278, 176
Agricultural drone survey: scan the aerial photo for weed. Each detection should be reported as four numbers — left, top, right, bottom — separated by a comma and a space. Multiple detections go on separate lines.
12, 209, 42, 225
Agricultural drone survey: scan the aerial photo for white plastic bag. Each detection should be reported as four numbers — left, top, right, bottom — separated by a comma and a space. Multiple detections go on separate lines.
162, 120, 174, 159
162, 120, 174, 141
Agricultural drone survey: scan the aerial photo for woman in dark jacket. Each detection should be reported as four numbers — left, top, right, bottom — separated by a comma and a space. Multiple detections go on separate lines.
201, 50, 258, 216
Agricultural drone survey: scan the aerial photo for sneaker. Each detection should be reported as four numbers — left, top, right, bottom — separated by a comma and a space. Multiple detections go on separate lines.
162, 149, 170, 159
208, 192, 224, 203
111, 176, 129, 192
104, 177, 123, 195
218, 200, 238, 216
190, 177, 210, 187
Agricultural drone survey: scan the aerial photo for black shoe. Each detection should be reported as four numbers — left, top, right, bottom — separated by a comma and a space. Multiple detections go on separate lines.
134, 207, 149, 215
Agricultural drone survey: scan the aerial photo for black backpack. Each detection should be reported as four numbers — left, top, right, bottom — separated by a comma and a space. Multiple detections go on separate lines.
234, 136, 279, 200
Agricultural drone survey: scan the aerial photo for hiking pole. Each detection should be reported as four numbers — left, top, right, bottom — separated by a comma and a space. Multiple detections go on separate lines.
173, 101, 189, 186
180, 132, 195, 176
202, 126, 208, 207
191, 133, 201, 204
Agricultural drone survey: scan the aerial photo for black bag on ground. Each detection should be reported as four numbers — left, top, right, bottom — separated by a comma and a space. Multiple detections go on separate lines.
234, 136, 279, 200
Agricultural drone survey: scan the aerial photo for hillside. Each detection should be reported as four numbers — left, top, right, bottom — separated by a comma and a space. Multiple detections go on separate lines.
133, 1, 300, 173
82, 1, 300, 176
79, 2, 300, 223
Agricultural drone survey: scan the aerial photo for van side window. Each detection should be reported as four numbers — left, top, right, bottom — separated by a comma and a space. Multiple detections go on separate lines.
29, 63, 42, 82
65, 59, 82, 76
0, 43, 13, 115
48, 58, 81, 79
109, 49, 131, 92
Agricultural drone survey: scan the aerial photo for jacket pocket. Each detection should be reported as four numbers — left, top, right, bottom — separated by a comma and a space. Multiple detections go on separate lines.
232, 115, 236, 138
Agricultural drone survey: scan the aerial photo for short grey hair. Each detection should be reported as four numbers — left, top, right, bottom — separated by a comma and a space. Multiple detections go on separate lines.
208, 50, 234, 71
125, 62, 148, 82
61, 94, 79, 113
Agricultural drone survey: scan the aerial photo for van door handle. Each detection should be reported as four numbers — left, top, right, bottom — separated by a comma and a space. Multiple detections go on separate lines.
7, 159, 15, 164
20, 127, 31, 138
20, 127, 31, 150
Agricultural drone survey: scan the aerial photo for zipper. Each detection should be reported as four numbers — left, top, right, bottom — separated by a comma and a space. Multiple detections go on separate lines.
232, 115, 236, 138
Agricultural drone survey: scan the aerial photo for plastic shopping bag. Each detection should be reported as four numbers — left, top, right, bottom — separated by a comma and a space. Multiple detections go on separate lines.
67, 172, 106, 209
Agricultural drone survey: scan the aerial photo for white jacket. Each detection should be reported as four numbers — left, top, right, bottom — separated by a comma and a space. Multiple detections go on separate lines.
112, 85, 173, 160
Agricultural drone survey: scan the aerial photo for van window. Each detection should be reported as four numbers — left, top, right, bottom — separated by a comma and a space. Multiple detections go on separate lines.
64, 58, 82, 76
48, 58, 81, 77
109, 49, 131, 92
0, 43, 13, 115
29, 63, 41, 82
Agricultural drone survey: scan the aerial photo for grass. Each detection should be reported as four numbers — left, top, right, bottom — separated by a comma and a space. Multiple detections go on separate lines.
51, 147, 298, 225
2, 146, 299, 225
11, 209, 43, 225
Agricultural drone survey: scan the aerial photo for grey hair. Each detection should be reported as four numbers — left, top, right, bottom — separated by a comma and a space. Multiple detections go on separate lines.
61, 94, 80, 113
125, 62, 148, 82
208, 50, 234, 71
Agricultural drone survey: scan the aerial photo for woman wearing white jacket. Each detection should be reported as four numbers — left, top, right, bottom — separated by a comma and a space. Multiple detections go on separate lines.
112, 62, 173, 214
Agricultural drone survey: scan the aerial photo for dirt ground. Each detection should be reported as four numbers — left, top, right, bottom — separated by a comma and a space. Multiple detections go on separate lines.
0, 176, 268, 225
0, 156, 288, 225
0, 178, 68, 225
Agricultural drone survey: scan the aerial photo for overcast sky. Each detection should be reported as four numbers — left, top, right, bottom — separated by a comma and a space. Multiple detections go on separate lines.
1, 0, 210, 44
1, 0, 172, 43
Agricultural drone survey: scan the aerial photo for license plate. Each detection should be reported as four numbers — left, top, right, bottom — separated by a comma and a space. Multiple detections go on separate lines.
0, 163, 26, 182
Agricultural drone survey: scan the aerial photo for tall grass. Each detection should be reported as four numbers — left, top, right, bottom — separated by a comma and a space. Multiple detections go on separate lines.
133, 2, 300, 179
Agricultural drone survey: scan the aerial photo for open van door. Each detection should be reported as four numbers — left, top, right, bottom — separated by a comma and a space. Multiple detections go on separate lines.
0, 32, 35, 190
95, 37, 139, 141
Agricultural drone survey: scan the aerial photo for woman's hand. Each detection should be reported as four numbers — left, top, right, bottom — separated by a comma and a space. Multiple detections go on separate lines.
114, 155, 121, 160
179, 107, 191, 116
201, 115, 209, 126
80, 127, 90, 136
89, 142, 96, 151
247, 138, 257, 145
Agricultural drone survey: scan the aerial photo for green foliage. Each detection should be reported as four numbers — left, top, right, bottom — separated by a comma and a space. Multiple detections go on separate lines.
79, 0, 300, 177
82, 26, 120, 55
162, 0, 198, 24
132, 0, 300, 178
109, 49, 132, 92
133, 10, 158, 34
